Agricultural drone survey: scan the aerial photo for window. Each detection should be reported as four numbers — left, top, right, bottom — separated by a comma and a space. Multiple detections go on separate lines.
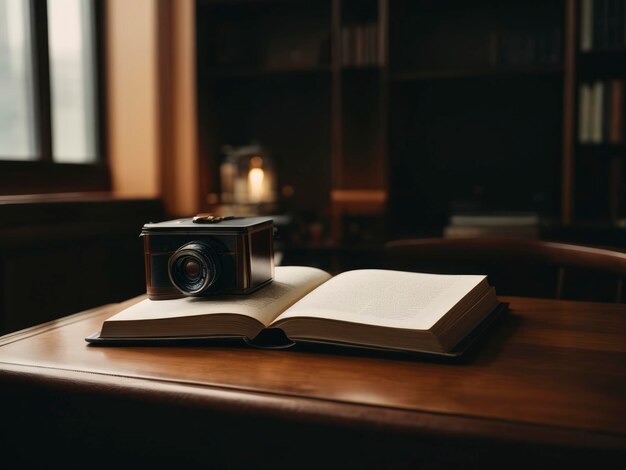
0, 0, 108, 194
0, 0, 36, 159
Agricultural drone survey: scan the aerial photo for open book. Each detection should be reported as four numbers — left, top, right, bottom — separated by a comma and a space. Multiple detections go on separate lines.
87, 266, 503, 356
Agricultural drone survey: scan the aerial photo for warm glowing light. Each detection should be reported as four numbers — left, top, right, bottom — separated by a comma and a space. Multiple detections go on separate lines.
248, 167, 265, 203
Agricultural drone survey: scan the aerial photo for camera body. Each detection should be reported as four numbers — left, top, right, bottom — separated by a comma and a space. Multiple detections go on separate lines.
142, 216, 274, 300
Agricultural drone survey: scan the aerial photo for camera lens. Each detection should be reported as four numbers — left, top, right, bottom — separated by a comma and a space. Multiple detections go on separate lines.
184, 259, 202, 278
168, 242, 220, 295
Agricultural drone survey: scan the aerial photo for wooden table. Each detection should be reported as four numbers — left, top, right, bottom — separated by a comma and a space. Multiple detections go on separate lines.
1, 295, 625, 467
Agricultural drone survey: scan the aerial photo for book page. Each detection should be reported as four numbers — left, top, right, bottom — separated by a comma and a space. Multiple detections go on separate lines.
274, 269, 487, 330
104, 266, 332, 328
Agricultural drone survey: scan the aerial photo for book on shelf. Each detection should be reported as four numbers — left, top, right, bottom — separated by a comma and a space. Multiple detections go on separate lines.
444, 225, 540, 239
592, 81, 605, 144
580, 0, 626, 52
448, 212, 540, 226
495, 27, 562, 67
579, 83, 592, 142
579, 79, 625, 144
610, 79, 624, 144
444, 212, 541, 239
580, 0, 594, 52
341, 22, 382, 67
86, 266, 503, 357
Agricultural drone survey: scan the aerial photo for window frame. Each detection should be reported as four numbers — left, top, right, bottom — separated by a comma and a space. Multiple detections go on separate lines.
0, 0, 109, 195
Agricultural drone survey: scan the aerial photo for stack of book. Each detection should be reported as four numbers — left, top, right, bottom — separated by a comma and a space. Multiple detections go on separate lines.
443, 212, 541, 239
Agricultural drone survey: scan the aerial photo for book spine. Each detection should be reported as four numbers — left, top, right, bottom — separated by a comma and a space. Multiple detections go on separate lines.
378, 17, 385, 66
593, 0, 601, 50
579, 83, 591, 143
588, 82, 596, 143
591, 81, 605, 143
601, 80, 613, 144
341, 27, 348, 67
621, 0, 626, 47
607, 0, 617, 48
609, 79, 624, 144
603, 0, 611, 49
365, 23, 376, 65
581, 0, 594, 51
615, 0, 624, 47
364, 24, 369, 66
550, 26, 562, 64
613, 0, 624, 48
356, 24, 363, 66
619, 79, 626, 144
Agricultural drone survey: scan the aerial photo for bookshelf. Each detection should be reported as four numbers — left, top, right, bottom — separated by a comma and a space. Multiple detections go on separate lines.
196, 0, 388, 262
387, 0, 565, 238
573, 0, 626, 225
195, 0, 626, 265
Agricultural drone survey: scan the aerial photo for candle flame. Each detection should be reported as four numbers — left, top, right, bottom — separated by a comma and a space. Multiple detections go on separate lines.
248, 167, 265, 203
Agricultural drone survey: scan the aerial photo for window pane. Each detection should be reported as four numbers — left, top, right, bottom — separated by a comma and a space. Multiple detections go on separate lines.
48, 0, 97, 163
0, 0, 37, 160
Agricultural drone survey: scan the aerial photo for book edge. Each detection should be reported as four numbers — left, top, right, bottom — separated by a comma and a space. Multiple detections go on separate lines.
86, 303, 509, 359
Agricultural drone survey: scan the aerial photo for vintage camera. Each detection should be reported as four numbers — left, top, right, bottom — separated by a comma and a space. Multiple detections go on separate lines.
141, 215, 274, 300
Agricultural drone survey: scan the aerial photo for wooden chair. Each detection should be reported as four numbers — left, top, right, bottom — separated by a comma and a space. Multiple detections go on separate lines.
384, 237, 626, 303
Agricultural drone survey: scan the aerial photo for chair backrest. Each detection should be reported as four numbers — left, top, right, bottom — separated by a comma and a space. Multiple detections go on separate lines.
384, 237, 626, 302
